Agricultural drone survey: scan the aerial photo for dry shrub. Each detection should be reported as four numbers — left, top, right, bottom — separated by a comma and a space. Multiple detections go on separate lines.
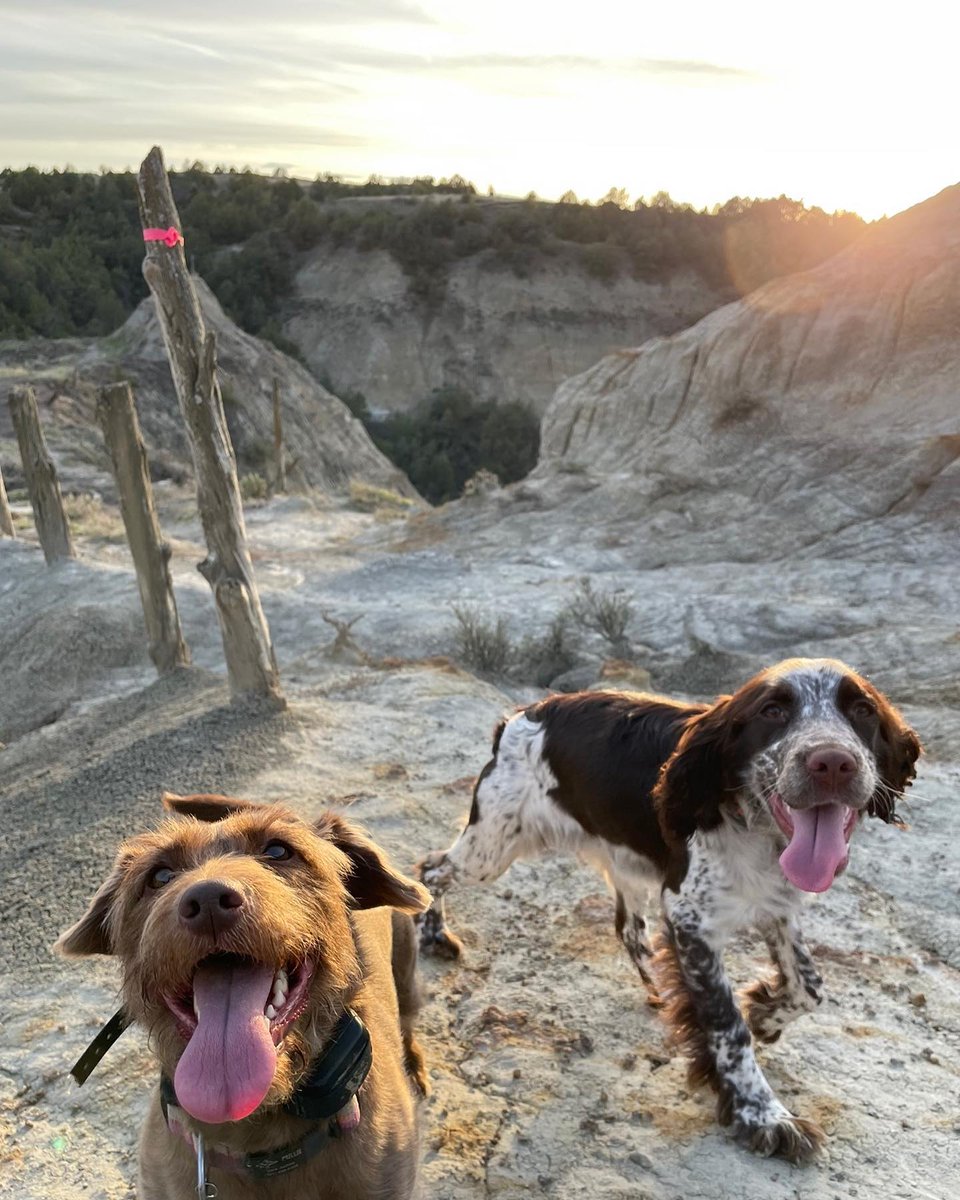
239, 472, 268, 502
565, 578, 633, 657
450, 604, 512, 676
348, 480, 414, 515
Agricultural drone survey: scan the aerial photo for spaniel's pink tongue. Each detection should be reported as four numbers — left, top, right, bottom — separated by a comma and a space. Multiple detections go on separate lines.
174, 960, 277, 1125
779, 804, 849, 893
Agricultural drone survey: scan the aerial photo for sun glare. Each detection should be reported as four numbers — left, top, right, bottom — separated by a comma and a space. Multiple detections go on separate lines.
0, 0, 956, 219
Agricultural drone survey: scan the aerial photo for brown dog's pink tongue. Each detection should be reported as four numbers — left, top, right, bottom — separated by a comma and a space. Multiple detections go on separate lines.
174, 960, 277, 1124
779, 804, 849, 893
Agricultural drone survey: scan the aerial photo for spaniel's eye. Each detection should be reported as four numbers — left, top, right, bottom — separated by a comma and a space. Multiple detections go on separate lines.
148, 866, 176, 889
760, 702, 789, 722
851, 698, 876, 720
262, 841, 293, 861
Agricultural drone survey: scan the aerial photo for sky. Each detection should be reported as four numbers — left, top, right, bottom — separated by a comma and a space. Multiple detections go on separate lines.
1, 1, 956, 220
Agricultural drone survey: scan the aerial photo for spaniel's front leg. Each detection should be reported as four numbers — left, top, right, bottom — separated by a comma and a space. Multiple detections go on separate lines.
656, 892, 824, 1162
743, 918, 824, 1044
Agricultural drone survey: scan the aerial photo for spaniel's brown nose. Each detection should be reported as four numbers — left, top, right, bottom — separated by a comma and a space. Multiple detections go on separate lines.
178, 881, 244, 937
805, 747, 858, 791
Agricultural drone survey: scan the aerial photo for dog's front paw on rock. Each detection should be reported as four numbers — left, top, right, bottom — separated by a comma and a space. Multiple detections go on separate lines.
419, 924, 463, 960
734, 1111, 824, 1163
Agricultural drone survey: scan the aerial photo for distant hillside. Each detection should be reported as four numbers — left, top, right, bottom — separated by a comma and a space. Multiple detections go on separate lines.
0, 167, 866, 413
0, 279, 417, 501
454, 184, 960, 568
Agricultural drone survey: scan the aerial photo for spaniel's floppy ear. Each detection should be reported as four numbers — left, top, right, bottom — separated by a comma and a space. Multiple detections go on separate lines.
315, 813, 430, 914
54, 858, 130, 958
653, 699, 732, 847
162, 791, 258, 822
869, 714, 922, 825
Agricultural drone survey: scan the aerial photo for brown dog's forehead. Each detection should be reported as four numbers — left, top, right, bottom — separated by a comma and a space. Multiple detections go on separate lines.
120, 805, 335, 870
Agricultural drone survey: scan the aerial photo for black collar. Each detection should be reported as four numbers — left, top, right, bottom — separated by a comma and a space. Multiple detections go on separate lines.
160, 1009, 372, 1123
71, 1007, 372, 1178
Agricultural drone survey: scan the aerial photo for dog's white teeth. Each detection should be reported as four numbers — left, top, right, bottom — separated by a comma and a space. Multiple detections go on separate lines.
265, 1004, 278, 1020
272, 985, 287, 1007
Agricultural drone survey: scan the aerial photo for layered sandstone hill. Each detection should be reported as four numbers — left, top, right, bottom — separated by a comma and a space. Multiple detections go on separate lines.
0, 279, 417, 498
475, 184, 960, 565
283, 245, 725, 415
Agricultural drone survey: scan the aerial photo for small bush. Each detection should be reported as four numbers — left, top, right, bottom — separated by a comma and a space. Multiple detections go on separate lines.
239, 472, 268, 502
518, 614, 580, 687
566, 579, 633, 656
348, 480, 414, 513
62, 493, 124, 540
450, 604, 512, 675
461, 467, 500, 498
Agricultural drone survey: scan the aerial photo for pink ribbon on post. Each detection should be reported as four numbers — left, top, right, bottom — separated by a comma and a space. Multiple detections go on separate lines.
142, 226, 184, 247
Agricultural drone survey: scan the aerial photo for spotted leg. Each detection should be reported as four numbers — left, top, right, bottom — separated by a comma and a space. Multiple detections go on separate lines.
613, 885, 660, 1003
655, 890, 824, 1162
742, 919, 824, 1044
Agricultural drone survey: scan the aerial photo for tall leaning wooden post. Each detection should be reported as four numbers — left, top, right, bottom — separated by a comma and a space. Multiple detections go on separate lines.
97, 381, 190, 675
137, 146, 283, 705
0, 465, 15, 537
272, 377, 286, 493
9, 386, 75, 563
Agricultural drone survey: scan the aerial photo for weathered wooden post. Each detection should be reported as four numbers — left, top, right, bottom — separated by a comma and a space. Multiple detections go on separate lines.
136, 146, 283, 705
272, 377, 286, 493
8, 386, 75, 563
97, 381, 190, 675
0, 465, 15, 537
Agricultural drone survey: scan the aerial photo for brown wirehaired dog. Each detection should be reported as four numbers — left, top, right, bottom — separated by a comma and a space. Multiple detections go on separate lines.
57, 792, 431, 1200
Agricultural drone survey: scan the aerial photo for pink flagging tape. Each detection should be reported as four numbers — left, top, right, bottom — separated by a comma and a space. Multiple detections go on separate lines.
142, 226, 184, 247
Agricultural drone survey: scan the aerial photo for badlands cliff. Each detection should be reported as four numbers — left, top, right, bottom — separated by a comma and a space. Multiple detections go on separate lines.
0, 279, 416, 499
464, 184, 960, 566
284, 244, 725, 415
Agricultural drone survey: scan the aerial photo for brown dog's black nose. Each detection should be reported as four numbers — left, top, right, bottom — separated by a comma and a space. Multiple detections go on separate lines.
178, 880, 244, 938
805, 747, 857, 791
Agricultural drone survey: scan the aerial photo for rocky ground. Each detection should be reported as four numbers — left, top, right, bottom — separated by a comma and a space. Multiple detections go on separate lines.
2, 488, 958, 1200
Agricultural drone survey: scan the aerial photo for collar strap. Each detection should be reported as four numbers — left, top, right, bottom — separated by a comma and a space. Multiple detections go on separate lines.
161, 1086, 344, 1179
159, 1009, 371, 1122
70, 1008, 131, 1085
70, 1008, 370, 1115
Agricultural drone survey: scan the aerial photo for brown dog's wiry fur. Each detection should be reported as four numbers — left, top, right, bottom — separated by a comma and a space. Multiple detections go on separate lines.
56, 792, 431, 1200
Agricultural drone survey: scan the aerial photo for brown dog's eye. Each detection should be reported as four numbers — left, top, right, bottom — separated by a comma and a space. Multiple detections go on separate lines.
262, 841, 293, 862
148, 866, 176, 889
850, 698, 876, 719
760, 702, 789, 722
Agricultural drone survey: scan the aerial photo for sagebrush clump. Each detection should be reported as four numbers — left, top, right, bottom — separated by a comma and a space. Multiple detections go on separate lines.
450, 605, 512, 676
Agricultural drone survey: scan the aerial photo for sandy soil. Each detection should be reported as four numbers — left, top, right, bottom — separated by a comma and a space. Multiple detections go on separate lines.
1, 495, 958, 1200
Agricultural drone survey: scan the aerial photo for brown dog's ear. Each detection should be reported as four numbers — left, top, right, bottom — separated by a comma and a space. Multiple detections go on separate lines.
162, 792, 258, 822
54, 860, 129, 957
316, 813, 430, 914
869, 717, 922, 824
653, 699, 732, 847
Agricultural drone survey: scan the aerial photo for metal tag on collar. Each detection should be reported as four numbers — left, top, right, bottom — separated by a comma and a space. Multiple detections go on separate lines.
69, 1008, 131, 1085
193, 1132, 217, 1198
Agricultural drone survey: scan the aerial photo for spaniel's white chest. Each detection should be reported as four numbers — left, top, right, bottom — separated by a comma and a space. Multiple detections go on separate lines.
683, 824, 802, 942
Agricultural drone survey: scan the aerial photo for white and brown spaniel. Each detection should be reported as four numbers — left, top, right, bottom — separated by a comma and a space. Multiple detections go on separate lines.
418, 658, 921, 1162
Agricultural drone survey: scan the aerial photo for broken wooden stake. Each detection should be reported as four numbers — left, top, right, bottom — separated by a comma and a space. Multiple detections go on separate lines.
272, 377, 286, 493
137, 145, 283, 705
0, 464, 15, 537
8, 385, 75, 563
97, 381, 190, 675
